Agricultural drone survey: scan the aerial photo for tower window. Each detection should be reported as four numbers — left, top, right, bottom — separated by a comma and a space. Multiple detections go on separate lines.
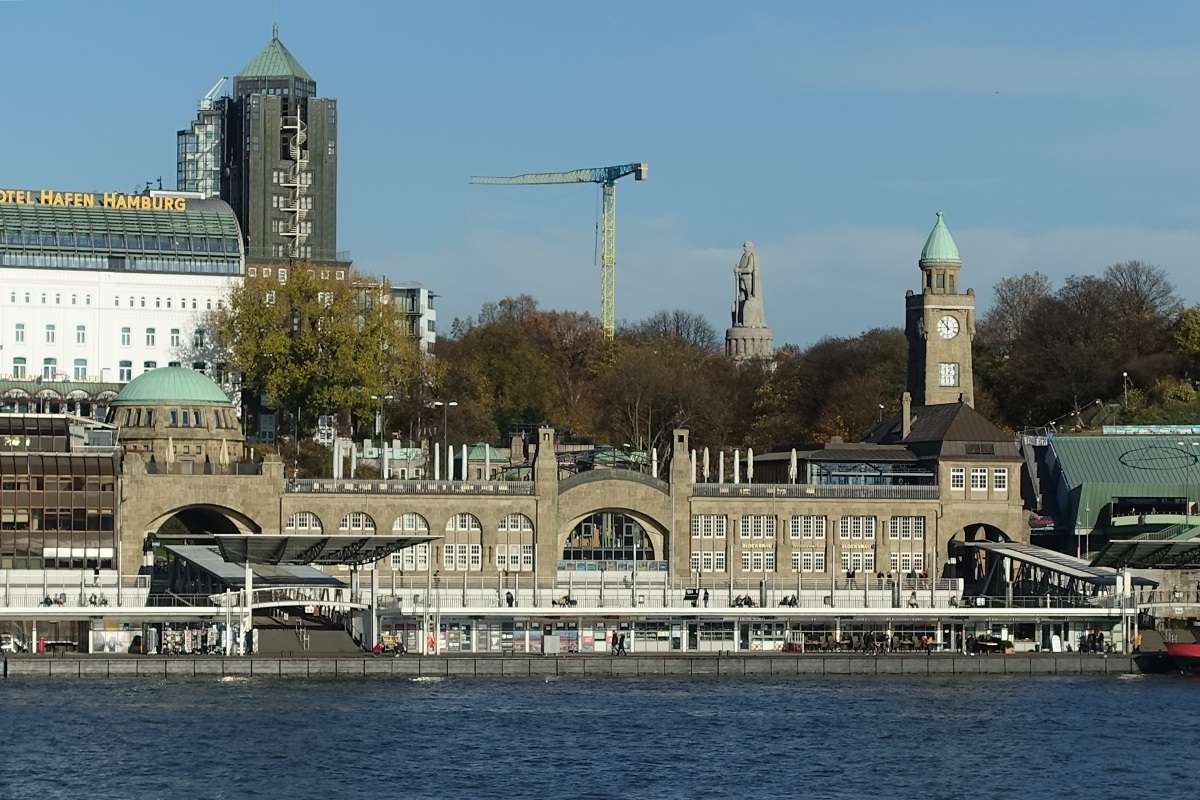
936, 273, 945, 289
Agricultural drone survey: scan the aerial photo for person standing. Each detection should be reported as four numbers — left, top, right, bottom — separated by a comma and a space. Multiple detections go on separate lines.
610, 630, 619, 656
702, 589, 709, 608
955, 631, 964, 654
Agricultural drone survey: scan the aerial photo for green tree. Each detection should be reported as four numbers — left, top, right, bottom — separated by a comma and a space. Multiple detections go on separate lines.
212, 265, 422, 436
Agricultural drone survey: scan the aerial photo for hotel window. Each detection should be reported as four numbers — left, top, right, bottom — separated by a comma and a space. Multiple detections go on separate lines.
54, 294, 60, 304
40, 293, 46, 304
194, 330, 206, 348
889, 516, 925, 540
121, 327, 131, 346
790, 515, 826, 539
45, 324, 56, 344
42, 358, 57, 380
14, 324, 24, 343
73, 359, 87, 380
839, 516, 875, 540
993, 468, 1008, 491
739, 515, 776, 539
248, 267, 257, 277
971, 468, 987, 490
140, 298, 145, 308
70, 294, 77, 305
76, 325, 86, 344
85, 295, 91, 306
170, 329, 181, 348
146, 328, 156, 347
118, 361, 132, 381
12, 357, 26, 378
950, 468, 965, 490
155, 298, 161, 308
143, 361, 156, 372
691, 514, 727, 538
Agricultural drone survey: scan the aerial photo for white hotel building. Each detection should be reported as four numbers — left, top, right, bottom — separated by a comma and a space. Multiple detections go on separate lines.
0, 191, 241, 412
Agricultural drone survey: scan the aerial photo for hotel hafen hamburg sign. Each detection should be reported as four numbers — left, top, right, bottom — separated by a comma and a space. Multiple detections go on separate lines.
0, 189, 188, 211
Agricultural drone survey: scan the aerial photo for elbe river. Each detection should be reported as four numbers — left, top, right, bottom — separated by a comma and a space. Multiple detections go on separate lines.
1, 674, 1195, 799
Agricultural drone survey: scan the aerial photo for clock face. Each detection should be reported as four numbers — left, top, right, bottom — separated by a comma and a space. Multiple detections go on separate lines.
939, 362, 960, 387
936, 315, 960, 339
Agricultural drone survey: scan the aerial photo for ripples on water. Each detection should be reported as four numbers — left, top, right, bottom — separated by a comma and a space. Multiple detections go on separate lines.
1, 673, 1196, 799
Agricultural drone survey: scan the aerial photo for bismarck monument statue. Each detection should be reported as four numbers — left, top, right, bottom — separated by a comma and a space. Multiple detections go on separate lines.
725, 241, 775, 360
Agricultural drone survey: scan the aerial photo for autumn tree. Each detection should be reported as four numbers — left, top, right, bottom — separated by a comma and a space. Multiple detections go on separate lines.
212, 265, 423, 436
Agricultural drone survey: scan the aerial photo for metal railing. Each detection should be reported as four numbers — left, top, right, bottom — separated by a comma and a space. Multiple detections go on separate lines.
286, 478, 535, 496
692, 483, 939, 500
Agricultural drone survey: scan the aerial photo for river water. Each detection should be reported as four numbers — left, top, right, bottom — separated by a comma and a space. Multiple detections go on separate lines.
1, 673, 1194, 799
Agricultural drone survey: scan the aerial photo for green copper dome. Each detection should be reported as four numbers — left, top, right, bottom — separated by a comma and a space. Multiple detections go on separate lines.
112, 367, 231, 406
919, 211, 961, 264
236, 24, 314, 82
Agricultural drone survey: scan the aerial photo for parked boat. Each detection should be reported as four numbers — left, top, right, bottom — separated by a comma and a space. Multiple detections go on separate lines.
1164, 641, 1200, 675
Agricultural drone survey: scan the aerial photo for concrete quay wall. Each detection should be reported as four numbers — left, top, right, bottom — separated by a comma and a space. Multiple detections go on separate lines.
3, 654, 1138, 679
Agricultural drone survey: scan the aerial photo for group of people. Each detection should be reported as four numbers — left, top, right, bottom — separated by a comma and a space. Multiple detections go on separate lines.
39, 592, 108, 607
1080, 630, 1108, 654
777, 594, 799, 607
732, 595, 758, 607
610, 632, 628, 656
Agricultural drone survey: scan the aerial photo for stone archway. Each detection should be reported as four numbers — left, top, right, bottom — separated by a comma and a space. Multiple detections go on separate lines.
145, 504, 263, 540
560, 507, 671, 565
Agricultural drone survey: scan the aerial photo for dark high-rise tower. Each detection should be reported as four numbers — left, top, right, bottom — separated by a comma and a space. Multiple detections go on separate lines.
178, 25, 339, 264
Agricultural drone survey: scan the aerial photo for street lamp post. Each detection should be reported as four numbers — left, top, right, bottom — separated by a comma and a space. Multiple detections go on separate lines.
1122, 371, 1130, 411
371, 394, 394, 479
433, 400, 458, 479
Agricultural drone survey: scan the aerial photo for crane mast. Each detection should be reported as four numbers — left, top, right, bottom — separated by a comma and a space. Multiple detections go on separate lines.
470, 162, 647, 338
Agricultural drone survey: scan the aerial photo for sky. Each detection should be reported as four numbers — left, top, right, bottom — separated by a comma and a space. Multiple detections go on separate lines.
4, 0, 1200, 347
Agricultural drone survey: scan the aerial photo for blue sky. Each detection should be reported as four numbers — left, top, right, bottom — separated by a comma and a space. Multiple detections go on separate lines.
4, 1, 1200, 346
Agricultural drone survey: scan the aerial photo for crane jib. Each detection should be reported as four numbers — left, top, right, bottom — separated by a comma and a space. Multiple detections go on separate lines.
468, 162, 647, 340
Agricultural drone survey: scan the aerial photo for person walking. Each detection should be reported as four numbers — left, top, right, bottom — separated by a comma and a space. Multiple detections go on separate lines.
617, 633, 628, 656
610, 630, 619, 656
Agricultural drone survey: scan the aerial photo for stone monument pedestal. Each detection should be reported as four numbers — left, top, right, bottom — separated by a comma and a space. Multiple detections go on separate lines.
725, 326, 774, 360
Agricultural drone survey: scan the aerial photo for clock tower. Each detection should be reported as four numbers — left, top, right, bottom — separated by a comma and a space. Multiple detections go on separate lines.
905, 211, 975, 407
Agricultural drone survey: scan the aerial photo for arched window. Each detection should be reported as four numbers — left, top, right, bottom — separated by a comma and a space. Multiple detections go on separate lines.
339, 511, 376, 532
285, 511, 322, 531
497, 513, 534, 572
390, 513, 430, 572
443, 513, 481, 571
564, 512, 654, 562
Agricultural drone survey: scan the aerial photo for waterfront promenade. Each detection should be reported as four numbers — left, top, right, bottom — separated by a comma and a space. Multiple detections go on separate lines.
3, 652, 1137, 679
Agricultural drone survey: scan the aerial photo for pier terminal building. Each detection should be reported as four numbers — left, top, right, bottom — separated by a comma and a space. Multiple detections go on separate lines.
0, 215, 1151, 656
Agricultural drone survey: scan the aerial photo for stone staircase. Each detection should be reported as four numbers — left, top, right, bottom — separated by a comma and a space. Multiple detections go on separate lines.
253, 614, 362, 658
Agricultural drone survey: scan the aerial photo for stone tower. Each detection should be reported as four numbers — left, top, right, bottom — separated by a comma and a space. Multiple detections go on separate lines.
724, 241, 775, 360
904, 211, 975, 406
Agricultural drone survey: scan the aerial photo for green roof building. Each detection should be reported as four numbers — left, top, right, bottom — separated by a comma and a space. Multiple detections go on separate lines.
177, 25, 340, 265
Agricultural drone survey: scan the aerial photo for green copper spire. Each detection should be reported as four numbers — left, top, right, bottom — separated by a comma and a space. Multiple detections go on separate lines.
919, 210, 961, 264
236, 26, 314, 82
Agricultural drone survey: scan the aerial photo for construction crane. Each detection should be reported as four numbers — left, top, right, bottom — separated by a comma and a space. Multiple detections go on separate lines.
470, 162, 648, 339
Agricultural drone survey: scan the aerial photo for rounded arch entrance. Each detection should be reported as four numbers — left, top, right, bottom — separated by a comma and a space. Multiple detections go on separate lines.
146, 504, 263, 542
956, 522, 1013, 544
561, 508, 670, 565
